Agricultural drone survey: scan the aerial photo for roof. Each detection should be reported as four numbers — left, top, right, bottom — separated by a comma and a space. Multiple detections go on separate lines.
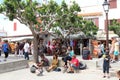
78, 12, 103, 17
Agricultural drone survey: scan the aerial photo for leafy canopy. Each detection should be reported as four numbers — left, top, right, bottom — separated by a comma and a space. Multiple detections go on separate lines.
0, 0, 98, 38
109, 19, 120, 37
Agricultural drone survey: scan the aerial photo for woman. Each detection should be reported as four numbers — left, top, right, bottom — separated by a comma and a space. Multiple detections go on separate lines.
62, 46, 74, 72
64, 46, 74, 63
47, 54, 58, 72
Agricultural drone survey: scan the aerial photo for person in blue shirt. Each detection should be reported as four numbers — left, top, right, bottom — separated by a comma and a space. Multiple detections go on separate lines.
2, 40, 9, 61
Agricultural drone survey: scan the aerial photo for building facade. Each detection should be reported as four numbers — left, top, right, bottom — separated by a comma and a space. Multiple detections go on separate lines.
75, 0, 120, 30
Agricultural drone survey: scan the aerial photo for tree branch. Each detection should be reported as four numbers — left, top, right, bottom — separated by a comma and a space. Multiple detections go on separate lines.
46, 18, 60, 31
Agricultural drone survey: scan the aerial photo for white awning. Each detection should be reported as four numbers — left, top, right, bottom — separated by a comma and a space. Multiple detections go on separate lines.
96, 30, 119, 40
10, 36, 33, 41
2, 36, 33, 42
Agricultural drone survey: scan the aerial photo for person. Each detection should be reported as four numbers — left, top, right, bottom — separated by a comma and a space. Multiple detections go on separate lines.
14, 42, 19, 56
0, 39, 3, 56
82, 47, 91, 60
32, 54, 49, 76
23, 40, 30, 60
63, 46, 74, 67
39, 54, 49, 67
68, 54, 79, 73
30, 63, 43, 76
113, 38, 119, 62
116, 70, 120, 80
102, 48, 110, 78
47, 54, 58, 72
2, 40, 10, 61
109, 37, 115, 61
18, 42, 24, 58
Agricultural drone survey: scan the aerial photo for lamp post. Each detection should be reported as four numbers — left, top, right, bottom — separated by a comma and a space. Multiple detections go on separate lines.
103, 0, 110, 48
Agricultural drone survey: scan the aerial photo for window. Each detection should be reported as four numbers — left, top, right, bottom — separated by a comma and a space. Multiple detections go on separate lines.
84, 18, 99, 27
109, 19, 117, 25
109, 0, 117, 9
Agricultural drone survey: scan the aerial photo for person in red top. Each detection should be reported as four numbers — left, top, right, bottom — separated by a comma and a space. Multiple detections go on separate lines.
68, 54, 79, 73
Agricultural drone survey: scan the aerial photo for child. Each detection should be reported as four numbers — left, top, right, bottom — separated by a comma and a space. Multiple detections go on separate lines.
103, 48, 110, 78
117, 70, 120, 80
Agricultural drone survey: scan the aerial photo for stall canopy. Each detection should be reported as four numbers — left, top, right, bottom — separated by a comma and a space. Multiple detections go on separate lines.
68, 31, 86, 39
2, 36, 33, 42
96, 30, 119, 40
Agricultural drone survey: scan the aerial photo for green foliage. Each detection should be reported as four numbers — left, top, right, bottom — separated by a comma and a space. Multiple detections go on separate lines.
0, 5, 5, 13
109, 19, 120, 36
0, 0, 98, 38
69, 1, 81, 12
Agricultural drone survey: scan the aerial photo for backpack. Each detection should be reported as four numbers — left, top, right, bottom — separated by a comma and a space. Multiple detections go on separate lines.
79, 62, 87, 70
30, 65, 36, 73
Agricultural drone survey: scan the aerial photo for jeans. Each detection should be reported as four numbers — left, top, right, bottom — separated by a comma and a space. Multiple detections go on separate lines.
24, 52, 29, 60
64, 56, 72, 65
4, 52, 9, 58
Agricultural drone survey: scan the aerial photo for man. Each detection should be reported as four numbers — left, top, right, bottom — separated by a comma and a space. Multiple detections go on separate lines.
68, 54, 79, 73
23, 40, 30, 60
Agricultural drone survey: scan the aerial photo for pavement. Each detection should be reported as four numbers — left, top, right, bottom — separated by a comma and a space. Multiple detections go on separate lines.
0, 54, 119, 80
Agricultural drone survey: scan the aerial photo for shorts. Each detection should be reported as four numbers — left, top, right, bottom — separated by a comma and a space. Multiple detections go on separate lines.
71, 64, 79, 70
114, 51, 119, 56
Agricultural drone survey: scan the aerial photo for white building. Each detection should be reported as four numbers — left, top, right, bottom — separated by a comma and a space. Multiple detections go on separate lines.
75, 0, 120, 30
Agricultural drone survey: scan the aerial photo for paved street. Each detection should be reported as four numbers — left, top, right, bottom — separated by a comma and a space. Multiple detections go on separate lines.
0, 54, 119, 80
0, 67, 118, 80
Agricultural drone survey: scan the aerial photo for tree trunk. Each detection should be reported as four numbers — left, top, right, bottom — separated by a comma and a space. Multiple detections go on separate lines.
33, 36, 39, 63
29, 23, 39, 63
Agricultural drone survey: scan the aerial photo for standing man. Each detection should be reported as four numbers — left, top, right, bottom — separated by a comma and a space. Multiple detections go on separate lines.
23, 40, 30, 60
2, 40, 9, 61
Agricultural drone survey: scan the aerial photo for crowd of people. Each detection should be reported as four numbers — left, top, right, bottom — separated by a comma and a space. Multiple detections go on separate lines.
31, 46, 80, 76
0, 37, 120, 79
0, 39, 31, 61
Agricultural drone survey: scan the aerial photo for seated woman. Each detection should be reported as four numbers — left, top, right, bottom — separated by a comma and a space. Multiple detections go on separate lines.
47, 54, 58, 72
68, 54, 79, 73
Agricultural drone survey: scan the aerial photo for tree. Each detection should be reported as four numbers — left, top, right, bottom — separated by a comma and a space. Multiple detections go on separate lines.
51, 1, 98, 38
0, 0, 98, 63
109, 19, 120, 37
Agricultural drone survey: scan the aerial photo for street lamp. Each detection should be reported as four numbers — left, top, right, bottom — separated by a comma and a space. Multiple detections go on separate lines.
102, 0, 110, 48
